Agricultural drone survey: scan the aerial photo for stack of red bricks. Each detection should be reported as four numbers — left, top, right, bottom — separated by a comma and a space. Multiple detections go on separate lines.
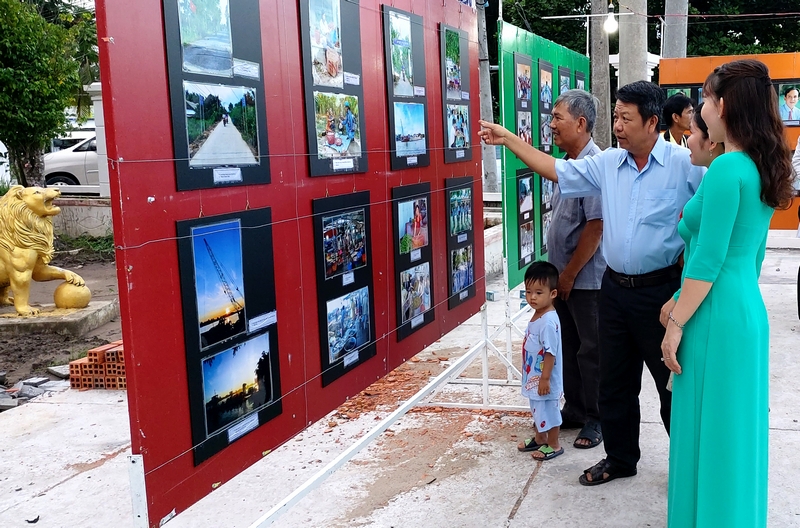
69, 340, 127, 390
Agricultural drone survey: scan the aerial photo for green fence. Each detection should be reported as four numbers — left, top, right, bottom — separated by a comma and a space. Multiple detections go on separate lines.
498, 21, 590, 288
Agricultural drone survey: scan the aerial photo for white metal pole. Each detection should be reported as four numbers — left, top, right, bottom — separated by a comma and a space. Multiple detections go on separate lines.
481, 302, 490, 406
128, 455, 149, 528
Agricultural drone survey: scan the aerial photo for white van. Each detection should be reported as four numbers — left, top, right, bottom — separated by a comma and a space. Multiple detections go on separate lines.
44, 132, 99, 187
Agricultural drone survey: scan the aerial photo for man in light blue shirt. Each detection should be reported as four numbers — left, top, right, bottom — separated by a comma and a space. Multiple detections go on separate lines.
479, 81, 705, 486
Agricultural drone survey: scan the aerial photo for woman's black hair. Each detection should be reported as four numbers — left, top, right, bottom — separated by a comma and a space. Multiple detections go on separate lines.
704, 59, 794, 209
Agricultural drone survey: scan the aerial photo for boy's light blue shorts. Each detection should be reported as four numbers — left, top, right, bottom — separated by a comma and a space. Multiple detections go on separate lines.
529, 399, 562, 433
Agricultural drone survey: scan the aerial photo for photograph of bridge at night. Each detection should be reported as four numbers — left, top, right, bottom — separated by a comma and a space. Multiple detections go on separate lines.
191, 219, 247, 349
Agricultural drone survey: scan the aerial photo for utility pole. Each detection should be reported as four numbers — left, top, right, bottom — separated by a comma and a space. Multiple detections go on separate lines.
663, 0, 688, 58
590, 0, 612, 149
618, 0, 648, 85
477, 0, 498, 194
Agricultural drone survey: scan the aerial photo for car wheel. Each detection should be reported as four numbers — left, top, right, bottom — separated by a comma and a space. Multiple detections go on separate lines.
46, 174, 79, 186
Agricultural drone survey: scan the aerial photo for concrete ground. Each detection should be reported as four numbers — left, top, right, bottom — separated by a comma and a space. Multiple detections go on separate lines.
1, 233, 799, 528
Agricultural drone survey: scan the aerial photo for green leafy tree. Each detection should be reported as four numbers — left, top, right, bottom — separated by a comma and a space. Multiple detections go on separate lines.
502, 0, 590, 56
0, 0, 79, 187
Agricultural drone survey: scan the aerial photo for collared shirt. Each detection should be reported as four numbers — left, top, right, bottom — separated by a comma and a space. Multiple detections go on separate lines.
547, 139, 606, 289
663, 129, 688, 148
555, 135, 705, 275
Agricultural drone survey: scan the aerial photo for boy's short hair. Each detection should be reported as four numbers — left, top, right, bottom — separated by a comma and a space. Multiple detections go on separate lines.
524, 261, 559, 290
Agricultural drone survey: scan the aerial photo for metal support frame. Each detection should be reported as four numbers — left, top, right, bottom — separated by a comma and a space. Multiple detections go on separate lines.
128, 455, 149, 528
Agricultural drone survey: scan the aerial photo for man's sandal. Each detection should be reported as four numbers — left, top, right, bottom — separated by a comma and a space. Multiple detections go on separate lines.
531, 445, 564, 461
517, 438, 542, 452
578, 458, 637, 486
574, 420, 603, 449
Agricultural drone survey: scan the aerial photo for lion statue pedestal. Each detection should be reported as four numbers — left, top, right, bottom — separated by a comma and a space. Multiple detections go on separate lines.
0, 185, 91, 316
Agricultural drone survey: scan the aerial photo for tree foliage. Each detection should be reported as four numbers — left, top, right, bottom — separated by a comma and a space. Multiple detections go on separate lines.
502, 0, 590, 56
0, 0, 79, 186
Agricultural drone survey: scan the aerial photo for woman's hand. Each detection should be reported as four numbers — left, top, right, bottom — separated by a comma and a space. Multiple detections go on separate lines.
661, 323, 683, 375
477, 120, 511, 146
660, 297, 677, 328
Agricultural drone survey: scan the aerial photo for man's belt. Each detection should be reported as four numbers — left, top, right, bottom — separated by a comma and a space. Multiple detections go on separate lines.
607, 264, 681, 288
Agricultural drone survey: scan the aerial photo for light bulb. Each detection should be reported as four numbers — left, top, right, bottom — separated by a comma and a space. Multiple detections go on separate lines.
604, 12, 618, 33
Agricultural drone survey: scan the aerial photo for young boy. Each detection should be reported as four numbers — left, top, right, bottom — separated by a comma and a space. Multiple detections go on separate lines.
517, 261, 564, 461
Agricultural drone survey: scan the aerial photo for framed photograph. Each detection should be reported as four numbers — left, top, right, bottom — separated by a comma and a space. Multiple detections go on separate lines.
163, 0, 270, 191
540, 177, 554, 256
516, 61, 532, 101
516, 169, 535, 268
778, 83, 800, 125
450, 245, 474, 296
300, 0, 367, 176
392, 183, 435, 340
313, 191, 376, 386
177, 207, 282, 465
307, 0, 344, 88
397, 197, 429, 254
541, 211, 552, 255
518, 175, 533, 216
383, 6, 429, 170
514, 53, 533, 112
201, 332, 275, 437
540, 113, 553, 153
444, 177, 476, 309
313, 92, 362, 160
190, 219, 246, 350
517, 111, 532, 146
575, 70, 586, 91
520, 222, 534, 260
326, 286, 371, 364
440, 24, 472, 164
538, 59, 553, 114
558, 66, 571, 95
177, 0, 233, 78
321, 208, 367, 280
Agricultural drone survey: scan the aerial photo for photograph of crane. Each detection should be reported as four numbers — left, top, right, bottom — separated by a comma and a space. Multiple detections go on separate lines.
191, 219, 247, 349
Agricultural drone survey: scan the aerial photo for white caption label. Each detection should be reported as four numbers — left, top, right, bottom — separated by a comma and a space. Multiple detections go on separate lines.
344, 72, 361, 85
407, 156, 418, 165
411, 314, 425, 328
455, 150, 465, 159
342, 272, 355, 286
458, 233, 467, 243
213, 168, 243, 184
410, 248, 421, 262
525, 255, 532, 264
413, 86, 426, 96
344, 350, 359, 367
524, 212, 530, 220
249, 311, 277, 332
461, 91, 470, 100
521, 101, 528, 109
228, 413, 259, 443
333, 158, 354, 171
459, 290, 469, 300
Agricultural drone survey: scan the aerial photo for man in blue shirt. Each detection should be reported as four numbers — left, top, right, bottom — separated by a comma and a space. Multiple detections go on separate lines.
479, 81, 704, 486
547, 90, 606, 450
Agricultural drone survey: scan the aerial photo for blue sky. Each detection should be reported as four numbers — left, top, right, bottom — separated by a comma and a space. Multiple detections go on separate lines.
202, 332, 269, 402
394, 103, 425, 136
192, 220, 245, 321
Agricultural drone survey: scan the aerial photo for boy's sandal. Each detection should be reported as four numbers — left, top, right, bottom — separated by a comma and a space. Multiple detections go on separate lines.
517, 438, 542, 452
574, 420, 603, 449
578, 458, 637, 486
531, 445, 564, 461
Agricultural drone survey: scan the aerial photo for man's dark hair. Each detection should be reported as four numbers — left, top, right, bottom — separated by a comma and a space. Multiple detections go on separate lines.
524, 261, 559, 291
783, 85, 799, 97
662, 93, 694, 127
615, 81, 665, 126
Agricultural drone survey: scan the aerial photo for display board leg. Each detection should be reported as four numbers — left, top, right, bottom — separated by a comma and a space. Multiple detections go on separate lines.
128, 455, 149, 528
481, 302, 490, 406
503, 257, 514, 382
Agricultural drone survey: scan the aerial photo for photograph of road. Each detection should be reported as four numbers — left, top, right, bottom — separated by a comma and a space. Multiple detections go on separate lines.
393, 102, 426, 157
191, 220, 246, 350
400, 262, 431, 324
519, 176, 532, 215
540, 68, 552, 109
308, 0, 343, 88
540, 113, 553, 150
449, 188, 472, 236
520, 222, 534, 258
450, 245, 474, 295
322, 208, 367, 280
327, 286, 370, 363
516, 62, 531, 100
178, 0, 233, 77
184, 82, 259, 168
444, 28, 461, 100
397, 197, 428, 254
517, 111, 532, 146
201, 332, 273, 436
446, 105, 469, 149
559, 73, 570, 94
389, 11, 414, 97
313, 92, 361, 159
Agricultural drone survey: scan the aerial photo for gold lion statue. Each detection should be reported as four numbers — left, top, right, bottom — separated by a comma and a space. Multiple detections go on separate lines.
0, 185, 89, 316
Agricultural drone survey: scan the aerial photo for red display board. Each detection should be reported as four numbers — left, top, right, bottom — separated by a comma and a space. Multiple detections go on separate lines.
96, 0, 483, 525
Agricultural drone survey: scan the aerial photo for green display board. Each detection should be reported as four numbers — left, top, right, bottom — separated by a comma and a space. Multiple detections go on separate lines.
498, 21, 590, 288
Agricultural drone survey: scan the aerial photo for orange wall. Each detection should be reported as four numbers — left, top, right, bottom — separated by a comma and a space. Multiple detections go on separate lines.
660, 52, 800, 229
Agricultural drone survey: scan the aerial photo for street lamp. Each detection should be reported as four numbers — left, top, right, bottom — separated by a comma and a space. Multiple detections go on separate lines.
604, 2, 619, 34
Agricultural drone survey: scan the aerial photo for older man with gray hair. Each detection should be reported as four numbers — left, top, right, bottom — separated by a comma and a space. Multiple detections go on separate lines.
547, 90, 605, 449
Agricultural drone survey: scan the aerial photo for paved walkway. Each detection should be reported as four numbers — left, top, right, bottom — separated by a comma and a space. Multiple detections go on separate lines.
190, 121, 257, 167
1, 242, 798, 527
